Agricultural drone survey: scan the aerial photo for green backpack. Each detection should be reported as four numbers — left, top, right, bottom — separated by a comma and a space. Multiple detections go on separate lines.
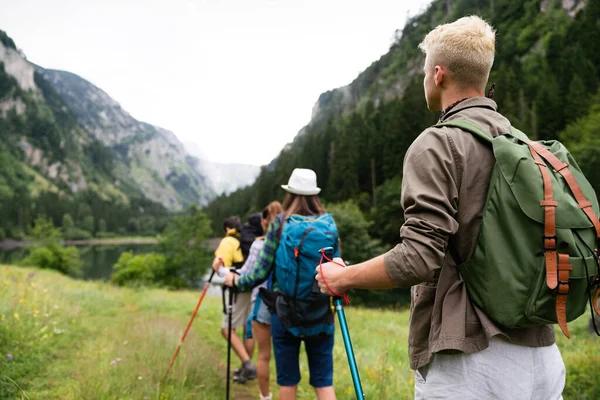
435, 120, 600, 338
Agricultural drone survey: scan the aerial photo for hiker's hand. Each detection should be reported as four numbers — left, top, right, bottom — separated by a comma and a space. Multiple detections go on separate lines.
212, 257, 223, 272
315, 258, 348, 296
224, 272, 237, 287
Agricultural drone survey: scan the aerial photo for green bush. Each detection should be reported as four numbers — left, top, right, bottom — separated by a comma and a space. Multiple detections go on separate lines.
63, 227, 93, 240
19, 216, 83, 276
111, 251, 167, 287
20, 243, 82, 277
157, 205, 212, 288
327, 199, 411, 308
95, 231, 117, 238
327, 200, 383, 263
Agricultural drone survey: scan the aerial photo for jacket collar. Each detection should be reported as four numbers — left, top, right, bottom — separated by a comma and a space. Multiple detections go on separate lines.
439, 96, 497, 122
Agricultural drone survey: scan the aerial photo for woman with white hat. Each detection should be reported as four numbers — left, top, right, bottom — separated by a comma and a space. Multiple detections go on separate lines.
225, 168, 339, 400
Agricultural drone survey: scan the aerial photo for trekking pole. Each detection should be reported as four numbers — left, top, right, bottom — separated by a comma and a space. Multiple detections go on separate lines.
225, 285, 233, 400
225, 271, 238, 400
319, 247, 365, 400
162, 270, 215, 384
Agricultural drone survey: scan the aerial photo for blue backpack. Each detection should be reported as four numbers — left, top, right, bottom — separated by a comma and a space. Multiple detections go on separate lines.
271, 213, 339, 337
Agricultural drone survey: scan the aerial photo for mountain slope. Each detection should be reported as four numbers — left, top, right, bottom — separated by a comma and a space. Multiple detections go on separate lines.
184, 141, 260, 195
204, 0, 600, 238
0, 39, 126, 202
39, 69, 215, 210
0, 30, 217, 238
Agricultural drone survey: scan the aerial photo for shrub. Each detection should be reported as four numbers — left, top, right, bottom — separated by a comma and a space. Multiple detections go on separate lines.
327, 200, 383, 263
19, 216, 83, 276
63, 228, 93, 240
20, 243, 82, 277
111, 251, 167, 287
327, 199, 410, 309
96, 231, 117, 238
157, 205, 212, 288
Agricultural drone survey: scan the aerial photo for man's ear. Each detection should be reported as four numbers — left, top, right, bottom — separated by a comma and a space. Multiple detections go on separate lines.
434, 65, 444, 87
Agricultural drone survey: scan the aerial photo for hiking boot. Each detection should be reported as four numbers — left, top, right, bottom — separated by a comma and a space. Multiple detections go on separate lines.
233, 366, 243, 378
233, 362, 256, 383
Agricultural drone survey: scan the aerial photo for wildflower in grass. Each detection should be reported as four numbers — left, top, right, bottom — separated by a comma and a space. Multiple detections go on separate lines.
19, 298, 24, 304
53, 305, 59, 309
40, 326, 48, 333
13, 313, 19, 320
1, 315, 4, 321
110, 360, 117, 366
116, 357, 122, 362
7, 354, 12, 360
71, 319, 76, 324
138, 376, 143, 380
27, 272, 35, 279
123, 340, 128, 345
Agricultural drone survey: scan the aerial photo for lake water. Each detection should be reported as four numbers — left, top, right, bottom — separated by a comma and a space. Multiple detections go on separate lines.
0, 243, 159, 281
2, 242, 227, 298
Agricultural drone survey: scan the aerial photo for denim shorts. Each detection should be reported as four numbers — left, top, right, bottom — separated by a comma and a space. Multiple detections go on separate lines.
245, 296, 272, 339
270, 313, 334, 387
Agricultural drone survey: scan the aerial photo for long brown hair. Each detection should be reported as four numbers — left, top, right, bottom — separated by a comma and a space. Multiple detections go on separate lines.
282, 193, 325, 218
262, 201, 284, 222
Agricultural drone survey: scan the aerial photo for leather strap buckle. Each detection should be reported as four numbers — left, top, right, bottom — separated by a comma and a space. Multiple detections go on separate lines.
543, 235, 557, 250
557, 280, 570, 295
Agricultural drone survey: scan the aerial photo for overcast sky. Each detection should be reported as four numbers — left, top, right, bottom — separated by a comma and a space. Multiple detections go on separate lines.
0, 0, 431, 166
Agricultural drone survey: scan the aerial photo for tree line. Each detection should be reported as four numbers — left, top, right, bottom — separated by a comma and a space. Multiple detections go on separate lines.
203, 0, 600, 307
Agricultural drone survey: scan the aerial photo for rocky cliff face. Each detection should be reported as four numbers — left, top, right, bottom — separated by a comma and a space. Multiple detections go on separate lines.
0, 35, 217, 211
38, 68, 216, 210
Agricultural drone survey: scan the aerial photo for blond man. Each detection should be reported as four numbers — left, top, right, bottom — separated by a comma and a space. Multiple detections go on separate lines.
317, 16, 565, 399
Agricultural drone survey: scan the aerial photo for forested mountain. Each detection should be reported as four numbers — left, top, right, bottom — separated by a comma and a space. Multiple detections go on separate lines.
0, 31, 216, 238
204, 0, 600, 247
39, 69, 216, 210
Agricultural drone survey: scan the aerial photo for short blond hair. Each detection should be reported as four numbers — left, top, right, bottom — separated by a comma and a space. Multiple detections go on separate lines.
419, 16, 495, 91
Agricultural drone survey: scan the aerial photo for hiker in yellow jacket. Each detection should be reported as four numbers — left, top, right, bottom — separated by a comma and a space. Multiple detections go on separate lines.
212, 216, 257, 383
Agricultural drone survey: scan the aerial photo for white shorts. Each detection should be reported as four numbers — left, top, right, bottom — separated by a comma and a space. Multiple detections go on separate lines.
414, 336, 565, 400
221, 291, 252, 330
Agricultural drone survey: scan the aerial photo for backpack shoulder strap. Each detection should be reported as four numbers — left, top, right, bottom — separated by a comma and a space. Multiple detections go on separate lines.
436, 120, 533, 145
434, 120, 493, 144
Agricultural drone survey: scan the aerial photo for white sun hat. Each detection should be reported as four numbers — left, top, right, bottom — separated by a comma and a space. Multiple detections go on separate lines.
281, 168, 321, 196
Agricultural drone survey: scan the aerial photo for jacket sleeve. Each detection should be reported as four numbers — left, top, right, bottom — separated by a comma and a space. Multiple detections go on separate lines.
384, 129, 460, 287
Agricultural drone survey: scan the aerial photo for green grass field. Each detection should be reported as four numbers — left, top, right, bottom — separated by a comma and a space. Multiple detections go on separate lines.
1, 266, 598, 399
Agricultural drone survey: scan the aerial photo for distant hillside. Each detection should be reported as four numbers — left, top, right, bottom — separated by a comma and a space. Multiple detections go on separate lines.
204, 0, 600, 243
185, 141, 260, 195
0, 30, 214, 238
39, 69, 215, 210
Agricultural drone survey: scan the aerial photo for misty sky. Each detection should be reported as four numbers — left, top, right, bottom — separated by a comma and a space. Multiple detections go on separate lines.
0, 0, 431, 166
